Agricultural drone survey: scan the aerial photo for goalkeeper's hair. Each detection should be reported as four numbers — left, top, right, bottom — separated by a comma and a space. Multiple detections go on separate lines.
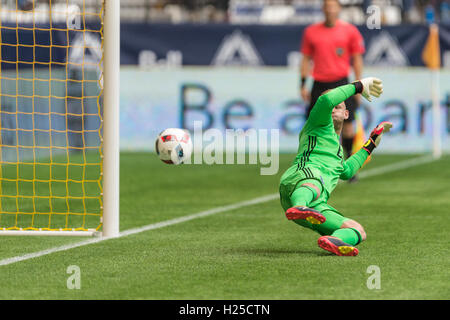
321, 89, 333, 95
323, 0, 342, 6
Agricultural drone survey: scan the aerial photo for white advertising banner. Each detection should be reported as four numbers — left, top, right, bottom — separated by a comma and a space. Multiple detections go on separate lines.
120, 67, 450, 153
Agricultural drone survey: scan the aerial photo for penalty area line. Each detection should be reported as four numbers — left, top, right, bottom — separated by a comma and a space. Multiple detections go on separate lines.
0, 154, 437, 267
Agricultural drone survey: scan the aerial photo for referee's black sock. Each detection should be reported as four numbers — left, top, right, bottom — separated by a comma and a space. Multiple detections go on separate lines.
342, 136, 354, 159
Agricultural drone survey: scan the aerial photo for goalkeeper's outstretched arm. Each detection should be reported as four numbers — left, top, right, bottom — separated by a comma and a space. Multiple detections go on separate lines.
340, 121, 393, 180
340, 149, 368, 180
307, 78, 383, 128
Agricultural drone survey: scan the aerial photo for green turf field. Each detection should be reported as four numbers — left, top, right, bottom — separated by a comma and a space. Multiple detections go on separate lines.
0, 153, 449, 299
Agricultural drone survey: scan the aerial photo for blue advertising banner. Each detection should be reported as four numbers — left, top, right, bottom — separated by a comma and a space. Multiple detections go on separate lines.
0, 22, 102, 70
121, 23, 450, 67
1, 23, 450, 68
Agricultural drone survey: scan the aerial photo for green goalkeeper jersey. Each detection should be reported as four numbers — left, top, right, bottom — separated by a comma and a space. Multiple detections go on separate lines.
281, 84, 369, 197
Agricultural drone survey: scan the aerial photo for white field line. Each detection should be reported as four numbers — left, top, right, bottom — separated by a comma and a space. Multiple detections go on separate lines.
0, 154, 437, 267
358, 154, 435, 179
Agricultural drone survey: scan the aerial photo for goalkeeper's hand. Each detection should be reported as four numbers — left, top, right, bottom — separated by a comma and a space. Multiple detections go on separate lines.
358, 77, 383, 102
363, 121, 393, 154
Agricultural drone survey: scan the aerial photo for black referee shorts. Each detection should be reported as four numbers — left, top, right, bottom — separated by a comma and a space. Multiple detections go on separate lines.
306, 77, 358, 123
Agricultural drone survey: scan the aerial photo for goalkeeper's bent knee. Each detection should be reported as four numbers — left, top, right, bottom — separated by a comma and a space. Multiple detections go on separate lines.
341, 219, 366, 241
290, 179, 321, 207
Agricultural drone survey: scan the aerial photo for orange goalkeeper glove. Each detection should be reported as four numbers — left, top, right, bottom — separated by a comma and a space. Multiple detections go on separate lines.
363, 121, 393, 155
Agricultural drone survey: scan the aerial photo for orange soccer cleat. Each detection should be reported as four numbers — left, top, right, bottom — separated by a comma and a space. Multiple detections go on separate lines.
317, 236, 359, 256
285, 206, 326, 225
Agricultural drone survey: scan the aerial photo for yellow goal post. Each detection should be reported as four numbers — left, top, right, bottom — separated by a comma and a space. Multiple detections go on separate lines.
0, 0, 119, 237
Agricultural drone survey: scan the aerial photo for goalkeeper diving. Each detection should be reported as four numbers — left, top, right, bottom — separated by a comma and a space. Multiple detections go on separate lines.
279, 77, 392, 256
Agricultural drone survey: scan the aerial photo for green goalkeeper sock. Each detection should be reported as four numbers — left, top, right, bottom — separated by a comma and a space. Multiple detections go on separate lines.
331, 228, 362, 246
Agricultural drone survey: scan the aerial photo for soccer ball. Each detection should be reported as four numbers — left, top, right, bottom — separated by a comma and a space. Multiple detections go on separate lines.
155, 128, 193, 165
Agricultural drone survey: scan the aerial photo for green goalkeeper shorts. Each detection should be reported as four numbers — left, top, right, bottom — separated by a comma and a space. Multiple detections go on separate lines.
279, 164, 327, 211
279, 165, 349, 235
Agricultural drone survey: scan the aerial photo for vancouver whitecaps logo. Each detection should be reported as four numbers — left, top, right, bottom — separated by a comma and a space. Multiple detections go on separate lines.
211, 30, 264, 66
364, 31, 410, 66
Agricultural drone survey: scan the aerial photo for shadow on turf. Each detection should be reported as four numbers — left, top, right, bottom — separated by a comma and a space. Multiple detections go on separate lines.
222, 247, 331, 257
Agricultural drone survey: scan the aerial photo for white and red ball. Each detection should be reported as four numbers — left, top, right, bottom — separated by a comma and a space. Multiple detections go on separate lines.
155, 128, 192, 165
